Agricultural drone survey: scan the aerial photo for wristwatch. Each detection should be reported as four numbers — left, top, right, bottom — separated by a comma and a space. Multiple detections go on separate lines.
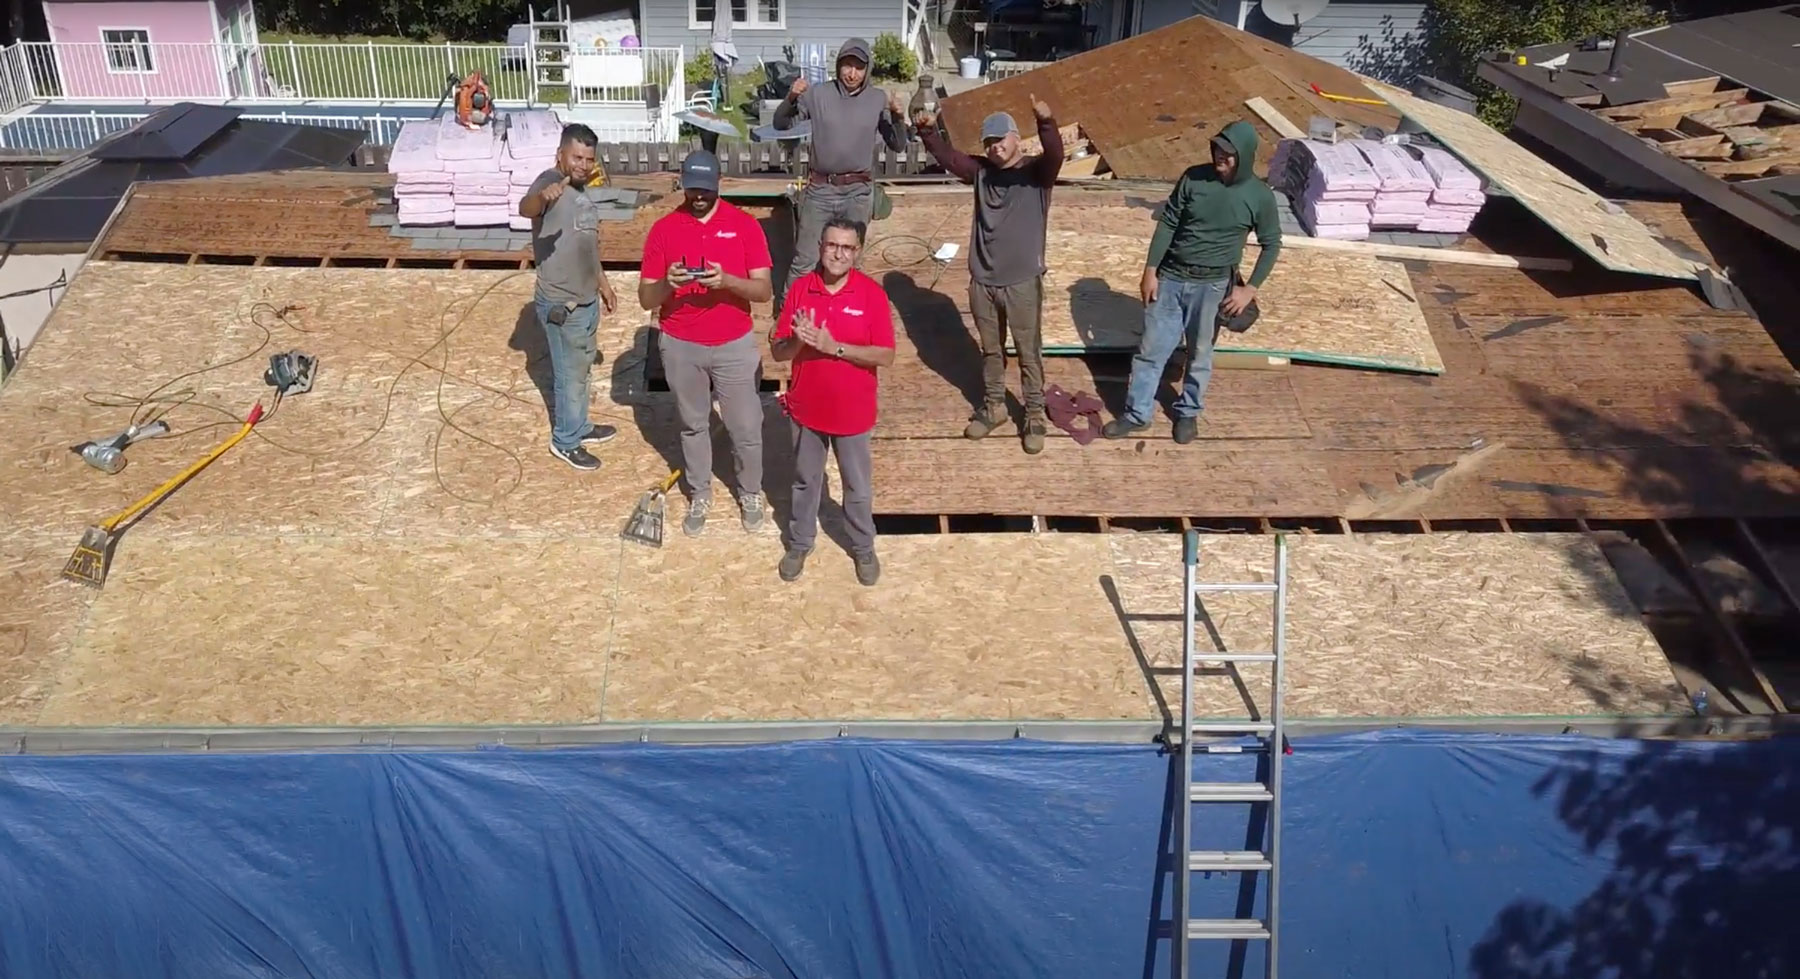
834, 344, 845, 358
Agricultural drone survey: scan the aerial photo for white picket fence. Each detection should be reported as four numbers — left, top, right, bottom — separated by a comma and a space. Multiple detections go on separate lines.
0, 39, 683, 123
0, 110, 676, 152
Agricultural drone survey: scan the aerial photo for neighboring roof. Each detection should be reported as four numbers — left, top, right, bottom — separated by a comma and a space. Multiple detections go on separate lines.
0, 103, 366, 247
1631, 6, 1800, 106
939, 15, 1399, 180
1478, 9, 1800, 252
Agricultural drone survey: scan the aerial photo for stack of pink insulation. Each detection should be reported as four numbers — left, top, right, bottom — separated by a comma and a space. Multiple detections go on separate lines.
388, 121, 454, 225
1352, 140, 1434, 229
1270, 138, 1379, 239
1412, 146, 1485, 233
502, 111, 562, 231
385, 110, 567, 228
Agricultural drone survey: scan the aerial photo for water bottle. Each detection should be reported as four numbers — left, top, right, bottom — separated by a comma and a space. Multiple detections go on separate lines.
1692, 688, 1709, 715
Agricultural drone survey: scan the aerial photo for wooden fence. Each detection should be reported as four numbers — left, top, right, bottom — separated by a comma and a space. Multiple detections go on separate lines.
350, 140, 943, 177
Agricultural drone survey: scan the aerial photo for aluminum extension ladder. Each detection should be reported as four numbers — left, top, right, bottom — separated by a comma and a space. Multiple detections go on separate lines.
1174, 530, 1288, 979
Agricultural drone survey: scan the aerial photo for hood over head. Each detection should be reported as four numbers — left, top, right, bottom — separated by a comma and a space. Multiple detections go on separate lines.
1214, 119, 1259, 184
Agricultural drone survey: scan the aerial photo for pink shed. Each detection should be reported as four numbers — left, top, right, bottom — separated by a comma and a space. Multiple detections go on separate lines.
41, 0, 261, 101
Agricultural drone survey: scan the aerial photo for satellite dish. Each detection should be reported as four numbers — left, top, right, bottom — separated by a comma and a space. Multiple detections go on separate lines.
1258, 0, 1329, 27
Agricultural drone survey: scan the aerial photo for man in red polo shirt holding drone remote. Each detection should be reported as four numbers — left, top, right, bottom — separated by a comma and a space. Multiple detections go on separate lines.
770, 217, 896, 586
639, 150, 776, 537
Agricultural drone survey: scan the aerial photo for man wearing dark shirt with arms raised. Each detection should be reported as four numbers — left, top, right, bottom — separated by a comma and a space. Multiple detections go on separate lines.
773, 37, 908, 295
1103, 120, 1281, 445
916, 95, 1062, 454
519, 123, 620, 471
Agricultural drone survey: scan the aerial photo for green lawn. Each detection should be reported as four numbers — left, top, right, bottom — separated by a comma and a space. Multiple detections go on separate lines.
258, 33, 533, 103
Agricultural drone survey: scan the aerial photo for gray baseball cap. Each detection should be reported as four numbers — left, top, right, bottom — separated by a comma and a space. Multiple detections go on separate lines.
680, 149, 720, 192
837, 38, 871, 65
980, 112, 1019, 142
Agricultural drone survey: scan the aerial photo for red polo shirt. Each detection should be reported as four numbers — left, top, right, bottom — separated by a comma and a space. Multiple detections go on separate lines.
773, 269, 895, 437
639, 200, 773, 346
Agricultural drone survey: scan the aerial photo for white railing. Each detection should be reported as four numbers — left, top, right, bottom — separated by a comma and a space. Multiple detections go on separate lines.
0, 40, 682, 117
0, 111, 675, 152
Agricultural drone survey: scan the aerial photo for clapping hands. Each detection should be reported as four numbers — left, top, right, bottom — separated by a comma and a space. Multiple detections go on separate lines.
792, 309, 835, 352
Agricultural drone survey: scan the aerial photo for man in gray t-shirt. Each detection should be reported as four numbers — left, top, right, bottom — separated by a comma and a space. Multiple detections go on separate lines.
519, 123, 619, 471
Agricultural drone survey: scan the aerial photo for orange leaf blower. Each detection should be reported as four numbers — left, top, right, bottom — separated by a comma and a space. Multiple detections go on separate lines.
454, 71, 492, 129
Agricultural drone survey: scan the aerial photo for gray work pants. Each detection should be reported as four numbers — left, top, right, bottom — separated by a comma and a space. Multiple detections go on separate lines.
658, 331, 765, 503
788, 420, 875, 558
788, 181, 873, 290
969, 275, 1046, 415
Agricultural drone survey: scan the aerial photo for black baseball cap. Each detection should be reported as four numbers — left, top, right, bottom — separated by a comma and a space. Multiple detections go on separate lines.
680, 150, 720, 192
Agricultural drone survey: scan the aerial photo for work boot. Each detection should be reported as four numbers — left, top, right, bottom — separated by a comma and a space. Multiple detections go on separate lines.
740, 492, 767, 533
963, 402, 1007, 439
854, 551, 881, 587
1022, 414, 1047, 455
1102, 417, 1148, 440
778, 547, 809, 581
683, 497, 711, 537
1173, 415, 1199, 445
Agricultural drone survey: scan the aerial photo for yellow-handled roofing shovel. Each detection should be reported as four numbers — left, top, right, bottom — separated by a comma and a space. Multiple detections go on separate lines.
621, 469, 682, 548
61, 401, 265, 588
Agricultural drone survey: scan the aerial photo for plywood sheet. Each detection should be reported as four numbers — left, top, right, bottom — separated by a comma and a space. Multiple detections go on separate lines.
34, 534, 620, 727
1, 527, 1687, 728
1031, 231, 1443, 373
0, 538, 96, 724
1107, 532, 1686, 719
600, 534, 1155, 722
1367, 80, 1703, 281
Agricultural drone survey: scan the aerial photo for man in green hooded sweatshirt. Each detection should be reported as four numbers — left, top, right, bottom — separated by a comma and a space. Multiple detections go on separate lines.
1103, 120, 1281, 444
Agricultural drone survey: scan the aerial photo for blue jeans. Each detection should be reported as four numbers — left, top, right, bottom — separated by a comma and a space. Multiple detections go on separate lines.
535, 295, 599, 453
1122, 273, 1230, 425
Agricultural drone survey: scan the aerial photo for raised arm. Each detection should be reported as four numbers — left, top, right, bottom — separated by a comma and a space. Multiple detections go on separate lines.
915, 112, 982, 183
1028, 95, 1063, 183
773, 77, 811, 130
878, 88, 908, 153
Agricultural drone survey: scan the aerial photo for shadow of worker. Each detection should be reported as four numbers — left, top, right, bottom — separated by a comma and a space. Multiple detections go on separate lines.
882, 270, 983, 411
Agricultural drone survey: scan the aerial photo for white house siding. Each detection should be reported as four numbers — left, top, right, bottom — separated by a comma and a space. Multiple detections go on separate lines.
1288, 2, 1425, 74
1136, 0, 1220, 36
639, 0, 907, 64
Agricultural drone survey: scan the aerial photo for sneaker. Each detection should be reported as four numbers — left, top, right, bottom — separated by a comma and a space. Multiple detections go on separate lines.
1022, 416, 1047, 455
549, 444, 601, 471
580, 424, 618, 445
740, 493, 767, 533
854, 551, 881, 587
1172, 415, 1199, 445
683, 497, 711, 537
778, 547, 809, 581
1102, 417, 1149, 440
963, 403, 1007, 440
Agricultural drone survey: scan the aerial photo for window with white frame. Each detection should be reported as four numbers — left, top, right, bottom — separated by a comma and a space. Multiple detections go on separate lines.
101, 29, 155, 73
691, 0, 784, 30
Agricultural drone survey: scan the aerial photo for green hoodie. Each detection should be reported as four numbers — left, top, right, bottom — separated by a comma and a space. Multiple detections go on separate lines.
1144, 120, 1283, 287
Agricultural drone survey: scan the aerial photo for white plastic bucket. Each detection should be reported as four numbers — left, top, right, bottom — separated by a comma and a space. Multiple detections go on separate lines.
959, 56, 982, 80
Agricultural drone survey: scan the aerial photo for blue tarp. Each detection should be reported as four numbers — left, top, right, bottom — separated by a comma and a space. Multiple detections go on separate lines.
1, 730, 1795, 978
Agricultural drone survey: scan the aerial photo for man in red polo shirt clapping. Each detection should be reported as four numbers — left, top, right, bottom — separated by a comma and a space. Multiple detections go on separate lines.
639, 150, 776, 537
770, 218, 896, 586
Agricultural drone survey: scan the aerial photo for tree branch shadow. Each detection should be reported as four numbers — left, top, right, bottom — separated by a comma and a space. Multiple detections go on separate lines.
1469, 738, 1800, 978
